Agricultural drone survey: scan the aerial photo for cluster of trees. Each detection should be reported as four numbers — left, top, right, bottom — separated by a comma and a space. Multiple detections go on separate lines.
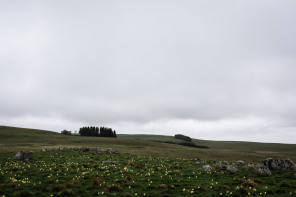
61, 129, 72, 135
79, 126, 117, 138
174, 134, 192, 142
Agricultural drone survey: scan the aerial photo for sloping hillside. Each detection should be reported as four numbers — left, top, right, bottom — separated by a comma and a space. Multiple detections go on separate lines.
1, 126, 296, 162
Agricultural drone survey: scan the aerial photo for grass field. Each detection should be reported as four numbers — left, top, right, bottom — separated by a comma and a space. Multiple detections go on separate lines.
1, 149, 296, 197
1, 126, 296, 162
1, 126, 296, 197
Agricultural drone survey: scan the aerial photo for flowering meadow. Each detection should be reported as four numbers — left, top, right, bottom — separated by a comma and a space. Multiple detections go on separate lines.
0, 150, 296, 197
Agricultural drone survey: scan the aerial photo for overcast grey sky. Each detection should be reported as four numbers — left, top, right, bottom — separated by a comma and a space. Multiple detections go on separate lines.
1, 0, 296, 143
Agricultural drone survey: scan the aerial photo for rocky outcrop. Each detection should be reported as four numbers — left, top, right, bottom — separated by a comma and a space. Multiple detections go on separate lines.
226, 165, 238, 173
72, 147, 79, 151
14, 150, 33, 161
254, 164, 272, 176
215, 161, 228, 169
262, 158, 295, 171
236, 160, 245, 164
92, 148, 103, 155
39, 147, 120, 155
106, 148, 119, 154
243, 165, 254, 170
203, 165, 214, 172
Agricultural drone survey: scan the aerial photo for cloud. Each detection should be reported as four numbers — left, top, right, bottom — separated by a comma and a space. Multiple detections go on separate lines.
1, 0, 296, 143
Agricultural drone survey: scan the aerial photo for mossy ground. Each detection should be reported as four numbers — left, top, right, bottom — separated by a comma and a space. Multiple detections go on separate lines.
0, 150, 296, 197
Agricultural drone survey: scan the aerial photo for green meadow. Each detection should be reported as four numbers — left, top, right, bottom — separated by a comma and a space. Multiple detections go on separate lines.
0, 126, 296, 196
1, 126, 296, 162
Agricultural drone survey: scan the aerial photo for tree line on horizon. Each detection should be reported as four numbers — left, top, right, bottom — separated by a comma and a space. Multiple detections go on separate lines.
79, 126, 117, 138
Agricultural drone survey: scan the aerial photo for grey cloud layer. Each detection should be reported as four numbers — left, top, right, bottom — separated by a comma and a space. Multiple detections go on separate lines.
1, 1, 296, 143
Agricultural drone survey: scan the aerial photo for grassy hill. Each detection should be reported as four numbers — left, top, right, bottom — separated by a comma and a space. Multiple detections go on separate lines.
1, 126, 296, 196
1, 126, 296, 162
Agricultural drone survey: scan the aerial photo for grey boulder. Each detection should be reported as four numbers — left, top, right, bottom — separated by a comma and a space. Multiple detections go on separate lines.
106, 148, 119, 154
80, 147, 91, 152
226, 165, 238, 173
203, 165, 214, 172
254, 164, 272, 176
262, 158, 295, 171
215, 161, 228, 169
14, 150, 33, 161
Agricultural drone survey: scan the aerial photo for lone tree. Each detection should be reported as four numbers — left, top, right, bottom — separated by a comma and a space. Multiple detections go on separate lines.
61, 129, 72, 135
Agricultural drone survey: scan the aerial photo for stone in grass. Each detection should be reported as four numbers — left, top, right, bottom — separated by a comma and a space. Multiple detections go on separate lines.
262, 158, 296, 171
236, 160, 245, 164
254, 164, 272, 176
215, 161, 228, 169
243, 165, 254, 170
195, 160, 206, 165
226, 165, 238, 173
193, 158, 205, 165
102, 160, 118, 164
95, 148, 103, 153
203, 165, 214, 172
14, 150, 33, 161
73, 147, 79, 151
106, 148, 119, 154
92, 148, 103, 155
80, 147, 91, 152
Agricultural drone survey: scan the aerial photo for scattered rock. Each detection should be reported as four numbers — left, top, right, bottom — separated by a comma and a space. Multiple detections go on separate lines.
106, 148, 119, 154
215, 161, 228, 169
236, 160, 245, 164
92, 148, 103, 155
14, 150, 33, 161
95, 148, 103, 153
65, 147, 78, 151
196, 160, 205, 165
193, 158, 206, 165
80, 147, 91, 152
203, 165, 214, 172
102, 160, 118, 164
243, 165, 254, 170
39, 147, 121, 154
193, 158, 205, 164
254, 164, 272, 176
262, 158, 295, 171
226, 165, 238, 173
